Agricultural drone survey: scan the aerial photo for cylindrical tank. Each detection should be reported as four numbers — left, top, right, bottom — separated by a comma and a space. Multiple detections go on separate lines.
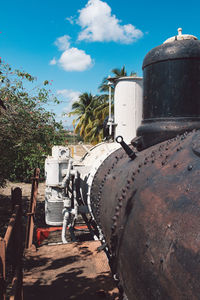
89, 29, 200, 299
137, 28, 200, 148
90, 129, 200, 299
114, 77, 143, 144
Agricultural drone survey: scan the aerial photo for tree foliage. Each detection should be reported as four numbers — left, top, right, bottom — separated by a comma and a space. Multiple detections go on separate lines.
69, 66, 136, 144
98, 65, 137, 93
0, 60, 66, 186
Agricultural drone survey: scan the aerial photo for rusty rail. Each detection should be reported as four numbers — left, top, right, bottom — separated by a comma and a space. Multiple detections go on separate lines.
0, 187, 23, 300
25, 168, 40, 249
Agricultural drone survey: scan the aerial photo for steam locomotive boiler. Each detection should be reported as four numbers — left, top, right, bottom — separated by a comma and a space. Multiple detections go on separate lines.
89, 29, 200, 299
45, 28, 200, 299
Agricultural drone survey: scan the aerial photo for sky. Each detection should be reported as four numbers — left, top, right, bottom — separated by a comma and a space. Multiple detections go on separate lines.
1, 0, 200, 128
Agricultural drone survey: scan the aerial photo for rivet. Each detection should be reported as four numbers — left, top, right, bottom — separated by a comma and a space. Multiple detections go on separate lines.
111, 225, 116, 232
188, 165, 193, 171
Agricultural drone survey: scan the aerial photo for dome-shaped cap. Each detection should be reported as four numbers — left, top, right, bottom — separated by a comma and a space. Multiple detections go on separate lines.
164, 28, 197, 43
142, 28, 200, 69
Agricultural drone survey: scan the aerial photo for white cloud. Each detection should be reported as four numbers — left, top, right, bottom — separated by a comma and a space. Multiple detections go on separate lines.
54, 35, 71, 51
66, 16, 76, 25
49, 57, 57, 65
56, 89, 81, 128
58, 47, 93, 71
77, 0, 143, 44
57, 89, 81, 108
50, 35, 94, 72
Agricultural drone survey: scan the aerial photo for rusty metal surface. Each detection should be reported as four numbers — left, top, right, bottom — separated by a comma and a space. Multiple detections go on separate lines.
91, 129, 200, 299
23, 240, 119, 300
25, 168, 40, 249
0, 187, 23, 300
0, 238, 6, 300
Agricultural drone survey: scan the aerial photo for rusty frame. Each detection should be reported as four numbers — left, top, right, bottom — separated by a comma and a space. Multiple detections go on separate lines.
25, 168, 40, 249
0, 187, 23, 300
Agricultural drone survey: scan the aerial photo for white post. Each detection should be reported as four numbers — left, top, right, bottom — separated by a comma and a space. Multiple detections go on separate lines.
107, 78, 113, 136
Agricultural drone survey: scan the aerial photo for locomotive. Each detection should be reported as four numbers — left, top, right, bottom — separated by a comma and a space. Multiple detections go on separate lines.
45, 28, 200, 299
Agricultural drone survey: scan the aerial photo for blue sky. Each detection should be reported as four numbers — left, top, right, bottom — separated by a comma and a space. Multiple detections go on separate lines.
1, 0, 200, 128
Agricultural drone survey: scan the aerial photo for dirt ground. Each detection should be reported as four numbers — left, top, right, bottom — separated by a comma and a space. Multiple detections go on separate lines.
23, 241, 119, 300
0, 180, 120, 300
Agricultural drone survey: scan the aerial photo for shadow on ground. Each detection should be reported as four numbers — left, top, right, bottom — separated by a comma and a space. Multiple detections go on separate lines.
23, 242, 119, 300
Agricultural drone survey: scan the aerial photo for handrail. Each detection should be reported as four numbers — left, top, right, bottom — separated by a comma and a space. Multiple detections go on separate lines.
4, 205, 20, 249
0, 187, 23, 300
25, 168, 40, 249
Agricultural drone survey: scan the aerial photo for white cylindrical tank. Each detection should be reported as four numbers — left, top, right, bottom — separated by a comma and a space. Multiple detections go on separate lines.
114, 77, 143, 143
45, 146, 70, 186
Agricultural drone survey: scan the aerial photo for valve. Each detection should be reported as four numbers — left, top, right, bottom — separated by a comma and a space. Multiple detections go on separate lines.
116, 136, 136, 160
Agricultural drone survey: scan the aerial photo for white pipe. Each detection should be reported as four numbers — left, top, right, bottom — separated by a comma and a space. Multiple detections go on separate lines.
61, 159, 73, 187
62, 208, 69, 244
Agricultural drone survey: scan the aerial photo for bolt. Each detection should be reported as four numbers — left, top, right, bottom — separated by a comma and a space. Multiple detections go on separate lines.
115, 206, 120, 212
111, 225, 116, 232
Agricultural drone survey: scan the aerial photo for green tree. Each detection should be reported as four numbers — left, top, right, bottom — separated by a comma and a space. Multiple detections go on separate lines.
68, 92, 98, 138
0, 60, 65, 186
98, 65, 137, 93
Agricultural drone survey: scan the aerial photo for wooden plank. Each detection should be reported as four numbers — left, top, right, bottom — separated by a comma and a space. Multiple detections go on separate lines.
0, 238, 6, 300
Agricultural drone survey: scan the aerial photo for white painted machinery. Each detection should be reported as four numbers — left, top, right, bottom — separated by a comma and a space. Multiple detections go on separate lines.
45, 76, 143, 243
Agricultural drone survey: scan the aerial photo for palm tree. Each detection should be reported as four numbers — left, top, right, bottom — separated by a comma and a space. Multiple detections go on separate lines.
68, 92, 98, 138
98, 65, 137, 93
